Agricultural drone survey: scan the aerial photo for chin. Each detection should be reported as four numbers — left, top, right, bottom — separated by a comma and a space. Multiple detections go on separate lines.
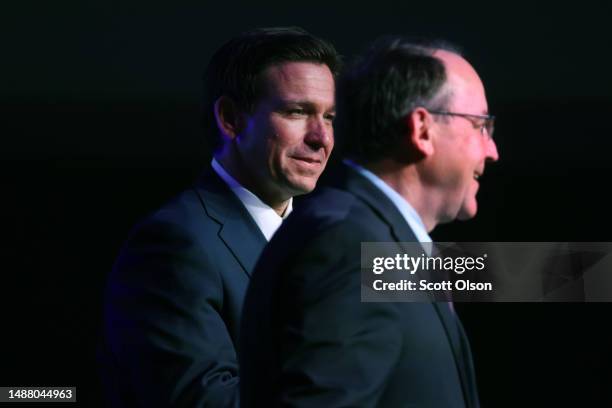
457, 212, 476, 221
457, 204, 478, 220
285, 178, 317, 196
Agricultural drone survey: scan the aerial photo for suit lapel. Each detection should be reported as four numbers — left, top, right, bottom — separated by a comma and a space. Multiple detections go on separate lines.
456, 317, 480, 408
432, 302, 475, 406
194, 167, 267, 277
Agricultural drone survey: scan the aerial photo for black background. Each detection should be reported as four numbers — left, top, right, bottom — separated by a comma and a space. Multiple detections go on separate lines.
4, 1, 612, 406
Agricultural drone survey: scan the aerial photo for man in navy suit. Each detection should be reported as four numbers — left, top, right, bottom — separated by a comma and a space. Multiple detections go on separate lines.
240, 37, 499, 407
101, 27, 340, 407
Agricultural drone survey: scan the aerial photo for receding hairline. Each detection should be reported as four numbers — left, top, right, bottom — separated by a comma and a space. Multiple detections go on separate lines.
431, 48, 486, 111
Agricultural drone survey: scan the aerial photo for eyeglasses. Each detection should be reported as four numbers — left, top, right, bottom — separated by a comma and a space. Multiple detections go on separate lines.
428, 110, 495, 139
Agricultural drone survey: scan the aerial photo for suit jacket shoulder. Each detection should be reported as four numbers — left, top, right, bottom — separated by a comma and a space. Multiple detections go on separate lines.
102, 168, 265, 408
241, 165, 478, 408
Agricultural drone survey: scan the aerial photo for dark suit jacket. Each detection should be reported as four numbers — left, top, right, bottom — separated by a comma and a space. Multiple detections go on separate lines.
240, 164, 480, 408
101, 167, 266, 407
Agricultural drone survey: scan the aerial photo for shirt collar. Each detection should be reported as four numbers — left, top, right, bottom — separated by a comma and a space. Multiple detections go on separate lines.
211, 158, 292, 241
343, 159, 432, 247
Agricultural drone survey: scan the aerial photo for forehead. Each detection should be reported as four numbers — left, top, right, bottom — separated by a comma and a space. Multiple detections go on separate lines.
434, 50, 488, 113
259, 61, 335, 103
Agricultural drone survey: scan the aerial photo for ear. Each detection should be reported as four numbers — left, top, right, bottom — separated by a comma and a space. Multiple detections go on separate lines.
213, 96, 246, 140
405, 107, 435, 157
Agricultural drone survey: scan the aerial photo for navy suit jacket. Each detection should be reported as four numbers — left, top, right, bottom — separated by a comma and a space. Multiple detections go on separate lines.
240, 164, 480, 408
101, 167, 266, 407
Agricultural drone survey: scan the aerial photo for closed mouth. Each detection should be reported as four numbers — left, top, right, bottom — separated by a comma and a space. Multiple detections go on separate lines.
292, 156, 322, 164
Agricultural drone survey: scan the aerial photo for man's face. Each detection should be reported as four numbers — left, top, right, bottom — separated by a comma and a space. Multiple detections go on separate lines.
429, 51, 499, 222
236, 62, 335, 202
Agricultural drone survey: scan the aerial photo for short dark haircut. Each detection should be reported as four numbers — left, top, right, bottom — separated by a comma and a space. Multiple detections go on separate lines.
336, 37, 461, 163
202, 26, 341, 151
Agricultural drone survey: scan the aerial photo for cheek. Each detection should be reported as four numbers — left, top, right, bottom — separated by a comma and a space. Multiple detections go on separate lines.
460, 142, 485, 172
242, 116, 275, 161
270, 121, 307, 155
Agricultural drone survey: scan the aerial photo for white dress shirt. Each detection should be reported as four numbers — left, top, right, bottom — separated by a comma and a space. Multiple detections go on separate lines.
212, 158, 293, 241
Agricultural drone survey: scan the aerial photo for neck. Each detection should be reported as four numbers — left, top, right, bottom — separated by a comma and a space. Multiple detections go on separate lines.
363, 159, 437, 232
215, 150, 290, 217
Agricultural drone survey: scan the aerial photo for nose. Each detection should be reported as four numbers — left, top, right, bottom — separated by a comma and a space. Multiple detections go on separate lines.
486, 137, 499, 162
304, 115, 333, 150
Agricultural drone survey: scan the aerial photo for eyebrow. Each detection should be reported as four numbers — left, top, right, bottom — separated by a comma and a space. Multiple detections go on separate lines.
279, 99, 336, 112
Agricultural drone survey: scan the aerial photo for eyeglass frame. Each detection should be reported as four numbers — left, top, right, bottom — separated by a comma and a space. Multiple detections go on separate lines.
427, 110, 495, 139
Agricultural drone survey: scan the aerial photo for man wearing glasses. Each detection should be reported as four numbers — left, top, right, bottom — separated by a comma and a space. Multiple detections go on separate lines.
240, 37, 498, 407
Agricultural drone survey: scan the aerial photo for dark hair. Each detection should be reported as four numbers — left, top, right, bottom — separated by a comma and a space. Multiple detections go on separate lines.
202, 26, 341, 151
336, 36, 461, 163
